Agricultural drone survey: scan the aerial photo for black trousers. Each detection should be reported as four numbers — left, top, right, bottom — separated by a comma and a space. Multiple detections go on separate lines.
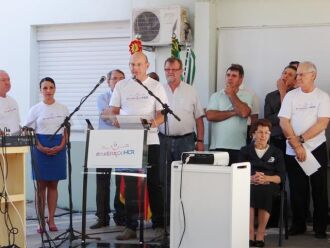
124, 145, 164, 230
285, 142, 328, 233
95, 168, 125, 222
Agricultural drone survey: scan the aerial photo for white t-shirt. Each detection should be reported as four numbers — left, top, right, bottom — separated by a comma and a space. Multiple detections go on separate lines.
278, 87, 330, 155
110, 77, 168, 118
159, 82, 204, 136
0, 95, 20, 134
25, 101, 69, 134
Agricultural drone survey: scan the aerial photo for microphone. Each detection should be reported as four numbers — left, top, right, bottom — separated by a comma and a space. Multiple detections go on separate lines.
97, 76, 106, 86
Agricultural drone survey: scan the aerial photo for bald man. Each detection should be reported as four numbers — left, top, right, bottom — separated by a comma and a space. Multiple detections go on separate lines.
109, 52, 167, 241
0, 70, 20, 134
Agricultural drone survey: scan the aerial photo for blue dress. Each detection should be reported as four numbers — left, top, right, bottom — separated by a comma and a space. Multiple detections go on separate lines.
32, 134, 67, 181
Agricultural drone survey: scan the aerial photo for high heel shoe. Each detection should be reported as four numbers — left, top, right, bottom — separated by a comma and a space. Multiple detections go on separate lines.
46, 220, 58, 232
255, 240, 265, 247
37, 227, 44, 234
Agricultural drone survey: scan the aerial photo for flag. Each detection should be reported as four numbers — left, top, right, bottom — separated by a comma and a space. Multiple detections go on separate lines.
171, 35, 181, 58
137, 177, 152, 221
119, 176, 125, 204
171, 34, 185, 81
119, 175, 152, 221
184, 46, 196, 85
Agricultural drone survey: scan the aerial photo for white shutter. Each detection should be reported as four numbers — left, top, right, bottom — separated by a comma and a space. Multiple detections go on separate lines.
37, 22, 130, 132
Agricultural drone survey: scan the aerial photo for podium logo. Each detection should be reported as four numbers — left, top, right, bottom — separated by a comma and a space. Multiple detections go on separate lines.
95, 142, 135, 157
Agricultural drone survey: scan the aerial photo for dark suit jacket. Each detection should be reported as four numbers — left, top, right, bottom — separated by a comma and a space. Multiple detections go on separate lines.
239, 143, 286, 183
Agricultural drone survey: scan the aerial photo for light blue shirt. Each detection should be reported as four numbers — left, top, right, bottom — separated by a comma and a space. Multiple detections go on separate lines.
207, 89, 253, 150
97, 89, 113, 129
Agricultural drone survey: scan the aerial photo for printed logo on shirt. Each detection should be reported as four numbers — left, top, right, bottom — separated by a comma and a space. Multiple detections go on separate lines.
268, 157, 275, 163
295, 102, 317, 111
126, 93, 149, 101
42, 115, 65, 121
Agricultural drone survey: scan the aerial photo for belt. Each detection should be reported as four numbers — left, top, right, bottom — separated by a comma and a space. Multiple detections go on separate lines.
159, 132, 195, 139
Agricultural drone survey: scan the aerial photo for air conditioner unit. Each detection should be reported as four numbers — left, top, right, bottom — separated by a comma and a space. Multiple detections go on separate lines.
132, 6, 190, 46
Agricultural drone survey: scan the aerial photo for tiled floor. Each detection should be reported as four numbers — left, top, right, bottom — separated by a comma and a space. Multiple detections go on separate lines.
24, 202, 330, 248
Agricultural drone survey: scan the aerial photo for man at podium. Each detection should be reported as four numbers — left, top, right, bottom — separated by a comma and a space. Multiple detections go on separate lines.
108, 52, 167, 241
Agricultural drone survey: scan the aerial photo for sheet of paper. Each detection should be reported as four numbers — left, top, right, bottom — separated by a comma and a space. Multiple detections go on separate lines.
295, 145, 321, 176
116, 115, 149, 124
147, 127, 160, 145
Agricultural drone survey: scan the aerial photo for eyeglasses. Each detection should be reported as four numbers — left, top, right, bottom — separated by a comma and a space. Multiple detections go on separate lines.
296, 71, 313, 77
164, 68, 181, 72
109, 77, 124, 81
255, 131, 271, 135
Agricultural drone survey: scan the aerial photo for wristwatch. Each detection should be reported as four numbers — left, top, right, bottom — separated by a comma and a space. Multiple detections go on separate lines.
299, 135, 305, 143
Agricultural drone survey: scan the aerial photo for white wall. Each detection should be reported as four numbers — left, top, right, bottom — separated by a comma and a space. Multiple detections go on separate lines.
215, 0, 330, 92
217, 0, 330, 27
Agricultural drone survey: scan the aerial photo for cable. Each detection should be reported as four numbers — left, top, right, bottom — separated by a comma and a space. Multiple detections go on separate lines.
27, 129, 57, 248
177, 154, 194, 248
0, 129, 21, 247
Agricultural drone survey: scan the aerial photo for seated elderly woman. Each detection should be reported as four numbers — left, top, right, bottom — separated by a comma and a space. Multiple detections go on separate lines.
239, 119, 285, 247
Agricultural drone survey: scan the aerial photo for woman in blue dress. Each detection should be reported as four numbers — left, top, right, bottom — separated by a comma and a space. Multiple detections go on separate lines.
26, 77, 69, 233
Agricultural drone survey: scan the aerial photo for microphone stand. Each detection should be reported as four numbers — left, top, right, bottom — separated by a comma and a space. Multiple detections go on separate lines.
51, 76, 105, 247
133, 76, 180, 246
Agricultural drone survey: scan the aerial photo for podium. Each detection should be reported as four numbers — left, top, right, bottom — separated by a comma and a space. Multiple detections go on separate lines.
0, 146, 29, 248
170, 161, 251, 248
86, 129, 148, 169
81, 125, 149, 246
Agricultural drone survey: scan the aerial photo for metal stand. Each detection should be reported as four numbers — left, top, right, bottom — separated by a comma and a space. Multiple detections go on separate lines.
50, 76, 106, 247
53, 120, 98, 247
138, 171, 147, 244
161, 112, 170, 247
132, 77, 180, 247
80, 126, 102, 247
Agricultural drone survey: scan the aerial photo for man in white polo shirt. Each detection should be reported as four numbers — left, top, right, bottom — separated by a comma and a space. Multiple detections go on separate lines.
0, 70, 20, 134
159, 57, 205, 223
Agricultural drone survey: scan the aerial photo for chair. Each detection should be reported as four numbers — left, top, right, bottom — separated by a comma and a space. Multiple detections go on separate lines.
278, 181, 289, 246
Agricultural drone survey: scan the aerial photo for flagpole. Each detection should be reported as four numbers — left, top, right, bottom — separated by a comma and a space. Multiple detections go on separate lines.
183, 44, 191, 84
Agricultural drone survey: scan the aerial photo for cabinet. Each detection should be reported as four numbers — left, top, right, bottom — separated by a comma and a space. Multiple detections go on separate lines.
170, 161, 250, 248
0, 147, 28, 248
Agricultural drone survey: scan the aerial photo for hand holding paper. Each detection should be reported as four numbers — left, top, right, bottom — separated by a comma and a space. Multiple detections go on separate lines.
294, 144, 321, 176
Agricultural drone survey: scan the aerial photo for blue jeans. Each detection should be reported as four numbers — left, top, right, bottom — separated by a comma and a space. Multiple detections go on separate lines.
159, 133, 196, 222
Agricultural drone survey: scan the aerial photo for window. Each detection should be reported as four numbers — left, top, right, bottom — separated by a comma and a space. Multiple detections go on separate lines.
36, 22, 131, 133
